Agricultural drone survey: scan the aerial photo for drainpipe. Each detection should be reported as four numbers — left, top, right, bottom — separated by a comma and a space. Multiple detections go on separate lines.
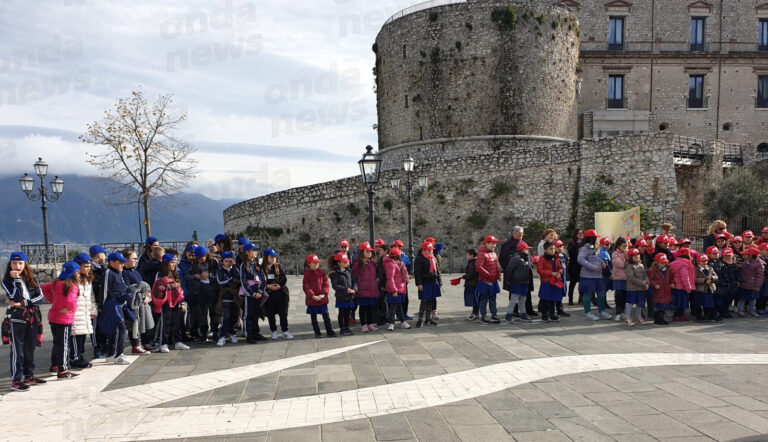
714, 0, 723, 141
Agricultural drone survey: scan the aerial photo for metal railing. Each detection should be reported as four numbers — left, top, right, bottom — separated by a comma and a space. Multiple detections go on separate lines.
605, 98, 625, 109
21, 241, 193, 267
383, 0, 466, 25
687, 95, 708, 109
722, 143, 744, 167
671, 136, 705, 165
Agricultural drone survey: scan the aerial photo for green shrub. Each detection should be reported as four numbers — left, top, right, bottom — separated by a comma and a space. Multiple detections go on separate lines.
429, 12, 438, 22
490, 181, 513, 199
466, 210, 489, 230
491, 5, 517, 31
523, 220, 547, 245
383, 200, 393, 211
347, 203, 360, 216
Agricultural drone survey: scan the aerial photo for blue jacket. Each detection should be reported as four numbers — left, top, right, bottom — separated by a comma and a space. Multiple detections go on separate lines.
578, 244, 604, 279
122, 267, 142, 286
178, 257, 195, 296
401, 253, 412, 273
99, 266, 132, 337
2, 276, 45, 307
239, 261, 266, 297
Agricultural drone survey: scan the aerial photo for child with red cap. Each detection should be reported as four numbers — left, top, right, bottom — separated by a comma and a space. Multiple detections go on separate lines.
413, 242, 442, 327
351, 242, 379, 332
536, 241, 564, 322
624, 248, 650, 325
503, 241, 534, 323
463, 249, 479, 320
329, 252, 356, 336
648, 254, 673, 325
303, 254, 336, 338
475, 235, 502, 325
611, 238, 629, 322
738, 247, 765, 318
383, 247, 411, 330
758, 244, 768, 316
693, 255, 718, 322
669, 248, 695, 323
756, 226, 768, 246
712, 248, 738, 320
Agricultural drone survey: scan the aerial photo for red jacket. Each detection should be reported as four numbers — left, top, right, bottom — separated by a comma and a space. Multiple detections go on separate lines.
536, 255, 563, 286
151, 276, 185, 314
669, 258, 695, 291
384, 257, 408, 294
475, 245, 501, 283
351, 261, 378, 299
42, 280, 79, 325
740, 258, 765, 291
303, 268, 330, 306
649, 266, 673, 305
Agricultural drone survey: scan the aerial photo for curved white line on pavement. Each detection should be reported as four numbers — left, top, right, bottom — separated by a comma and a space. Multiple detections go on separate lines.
116, 353, 768, 441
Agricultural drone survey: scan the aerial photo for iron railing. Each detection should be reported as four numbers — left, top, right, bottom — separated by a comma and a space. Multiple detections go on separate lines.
671, 136, 706, 165
21, 241, 193, 267
383, 0, 467, 25
687, 95, 708, 109
680, 211, 768, 239
605, 98, 625, 109
722, 143, 744, 167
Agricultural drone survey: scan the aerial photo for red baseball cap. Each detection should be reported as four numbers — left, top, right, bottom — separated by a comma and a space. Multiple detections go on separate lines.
516, 241, 532, 251
583, 229, 598, 238
421, 242, 435, 251
358, 242, 374, 252
654, 254, 669, 263
644, 233, 655, 240
743, 230, 755, 238
668, 239, 678, 246
677, 247, 690, 256
680, 238, 692, 244
339, 239, 350, 247
706, 246, 720, 255
333, 252, 350, 263
743, 246, 760, 256
762, 226, 768, 234
306, 254, 320, 263
554, 240, 564, 247
716, 233, 728, 240
637, 239, 648, 247
759, 243, 768, 251
425, 237, 436, 244
723, 232, 733, 240
389, 247, 401, 257
697, 255, 709, 262
393, 240, 404, 247
657, 235, 669, 244
484, 235, 499, 243
627, 248, 640, 257
722, 248, 734, 256
599, 237, 611, 246
733, 236, 743, 243
374, 239, 387, 247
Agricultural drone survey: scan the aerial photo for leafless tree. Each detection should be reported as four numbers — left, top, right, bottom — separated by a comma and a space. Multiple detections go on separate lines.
80, 88, 198, 237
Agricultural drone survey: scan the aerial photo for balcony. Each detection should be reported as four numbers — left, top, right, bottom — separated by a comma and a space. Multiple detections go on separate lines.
606, 98, 625, 109
757, 97, 768, 109
687, 96, 708, 109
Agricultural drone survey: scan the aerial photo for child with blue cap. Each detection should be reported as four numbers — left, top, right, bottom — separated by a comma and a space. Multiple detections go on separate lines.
138, 236, 159, 271
70, 253, 96, 368
89, 245, 108, 358
263, 248, 293, 340
99, 252, 132, 365
42, 261, 81, 379
3, 252, 46, 391
216, 251, 241, 346
189, 247, 220, 343
152, 254, 189, 352
239, 243, 267, 343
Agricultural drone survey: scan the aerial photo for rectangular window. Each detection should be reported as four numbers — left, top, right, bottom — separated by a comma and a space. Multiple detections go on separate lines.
759, 20, 768, 52
608, 17, 624, 51
758, 75, 768, 108
688, 75, 705, 108
607, 75, 624, 108
690, 17, 706, 51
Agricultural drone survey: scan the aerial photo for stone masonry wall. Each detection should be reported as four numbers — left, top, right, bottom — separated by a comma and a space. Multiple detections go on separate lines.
224, 134, 678, 269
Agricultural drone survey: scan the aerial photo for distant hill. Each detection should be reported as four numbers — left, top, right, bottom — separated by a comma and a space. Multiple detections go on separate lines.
0, 175, 230, 244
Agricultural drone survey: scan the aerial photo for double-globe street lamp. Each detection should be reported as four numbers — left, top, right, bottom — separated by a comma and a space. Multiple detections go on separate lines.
390, 156, 428, 263
19, 158, 65, 260
358, 145, 382, 246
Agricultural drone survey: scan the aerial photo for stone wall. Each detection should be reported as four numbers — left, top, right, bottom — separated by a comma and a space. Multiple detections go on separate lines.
374, 0, 580, 149
224, 134, 679, 268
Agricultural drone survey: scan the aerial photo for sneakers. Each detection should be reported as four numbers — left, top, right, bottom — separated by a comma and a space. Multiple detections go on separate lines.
282, 331, 293, 340
341, 328, 354, 336
490, 315, 501, 324
636, 317, 646, 325
174, 342, 190, 350
614, 314, 623, 322
401, 321, 411, 329
326, 330, 337, 338
387, 323, 395, 331
541, 316, 550, 323
625, 318, 636, 326
479, 316, 490, 325
432, 312, 439, 320
426, 319, 438, 326
550, 315, 560, 322
49, 366, 58, 374
230, 335, 239, 343
23, 376, 47, 385
749, 312, 760, 318
216, 337, 226, 347
361, 325, 370, 333
558, 311, 571, 317
10, 381, 30, 392
271, 331, 279, 340
585, 312, 599, 321
113, 355, 131, 365
131, 345, 150, 355
518, 314, 532, 323
314, 332, 323, 339
368, 324, 379, 332
57, 370, 80, 379
415, 320, 423, 328
600, 311, 612, 320
466, 313, 478, 321
159, 344, 170, 353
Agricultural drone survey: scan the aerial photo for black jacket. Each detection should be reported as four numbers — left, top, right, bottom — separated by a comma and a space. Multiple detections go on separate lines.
140, 259, 161, 288
504, 251, 532, 290
414, 253, 442, 286
263, 263, 287, 296
330, 267, 357, 303
499, 238, 520, 271
463, 258, 478, 288
190, 259, 220, 303
567, 240, 581, 279
92, 263, 106, 308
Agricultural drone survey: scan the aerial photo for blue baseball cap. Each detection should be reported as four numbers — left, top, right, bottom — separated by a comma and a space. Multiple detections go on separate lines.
221, 251, 235, 260
108, 252, 128, 262
263, 248, 279, 257
58, 261, 80, 280
194, 247, 209, 258
243, 243, 260, 252
9, 251, 28, 262
145, 236, 158, 245
185, 244, 198, 253
214, 234, 227, 243
162, 253, 177, 263
89, 245, 107, 256
73, 253, 92, 265
238, 237, 250, 246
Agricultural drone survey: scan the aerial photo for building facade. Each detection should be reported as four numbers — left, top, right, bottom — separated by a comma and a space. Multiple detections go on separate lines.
571, 0, 768, 156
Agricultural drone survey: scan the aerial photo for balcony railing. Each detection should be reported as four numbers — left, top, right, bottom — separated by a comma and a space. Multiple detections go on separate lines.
383, 0, 467, 25
687, 95, 708, 109
756, 97, 768, 109
606, 98, 625, 109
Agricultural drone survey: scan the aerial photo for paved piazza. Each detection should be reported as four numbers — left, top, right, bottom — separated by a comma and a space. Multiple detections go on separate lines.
4, 275, 768, 441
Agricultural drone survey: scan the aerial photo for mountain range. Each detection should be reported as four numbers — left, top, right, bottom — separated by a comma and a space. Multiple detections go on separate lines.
0, 175, 236, 245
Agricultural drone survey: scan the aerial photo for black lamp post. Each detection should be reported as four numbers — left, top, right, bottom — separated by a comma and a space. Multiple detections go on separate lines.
19, 158, 64, 260
358, 145, 382, 246
390, 156, 428, 261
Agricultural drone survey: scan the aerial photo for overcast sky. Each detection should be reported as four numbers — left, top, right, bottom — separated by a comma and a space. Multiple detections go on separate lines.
0, 0, 415, 200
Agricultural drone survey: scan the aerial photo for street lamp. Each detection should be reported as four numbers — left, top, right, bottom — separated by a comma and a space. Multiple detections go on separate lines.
390, 156, 428, 261
358, 145, 381, 246
19, 158, 64, 261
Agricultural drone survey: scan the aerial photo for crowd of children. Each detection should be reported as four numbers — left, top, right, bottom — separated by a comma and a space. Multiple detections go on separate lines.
3, 221, 767, 392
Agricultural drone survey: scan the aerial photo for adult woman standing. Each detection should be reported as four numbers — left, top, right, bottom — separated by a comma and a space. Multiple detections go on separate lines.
567, 229, 584, 305
577, 230, 612, 320
703, 220, 727, 250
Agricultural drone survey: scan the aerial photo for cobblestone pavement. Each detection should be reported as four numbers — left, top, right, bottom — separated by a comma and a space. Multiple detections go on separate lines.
3, 275, 768, 441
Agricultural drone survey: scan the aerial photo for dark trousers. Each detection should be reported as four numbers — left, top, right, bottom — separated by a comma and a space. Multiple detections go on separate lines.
387, 303, 405, 323
756, 296, 767, 312
244, 296, 262, 338
265, 293, 289, 332
690, 293, 702, 319
190, 299, 215, 337
49, 323, 71, 372
615, 291, 627, 315
105, 321, 127, 357
9, 319, 37, 382
94, 313, 107, 355
418, 300, 434, 322
69, 334, 86, 363
540, 300, 556, 319
403, 290, 410, 316
220, 300, 240, 337
358, 304, 377, 326
568, 278, 579, 304
126, 319, 139, 347
338, 307, 352, 330
310, 313, 333, 334
160, 304, 183, 345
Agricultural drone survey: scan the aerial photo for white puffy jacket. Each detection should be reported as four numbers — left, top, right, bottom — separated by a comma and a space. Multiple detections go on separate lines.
72, 282, 96, 335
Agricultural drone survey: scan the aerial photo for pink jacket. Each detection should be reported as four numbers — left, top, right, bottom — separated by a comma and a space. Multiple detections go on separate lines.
384, 257, 408, 294
42, 280, 79, 325
351, 261, 378, 299
669, 258, 695, 291
740, 258, 765, 291
151, 276, 185, 314
611, 250, 627, 281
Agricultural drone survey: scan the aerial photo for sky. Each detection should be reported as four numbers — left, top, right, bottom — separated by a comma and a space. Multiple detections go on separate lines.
0, 0, 417, 200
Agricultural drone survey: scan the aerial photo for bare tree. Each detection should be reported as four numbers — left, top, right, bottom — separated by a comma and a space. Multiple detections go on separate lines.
80, 88, 198, 237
